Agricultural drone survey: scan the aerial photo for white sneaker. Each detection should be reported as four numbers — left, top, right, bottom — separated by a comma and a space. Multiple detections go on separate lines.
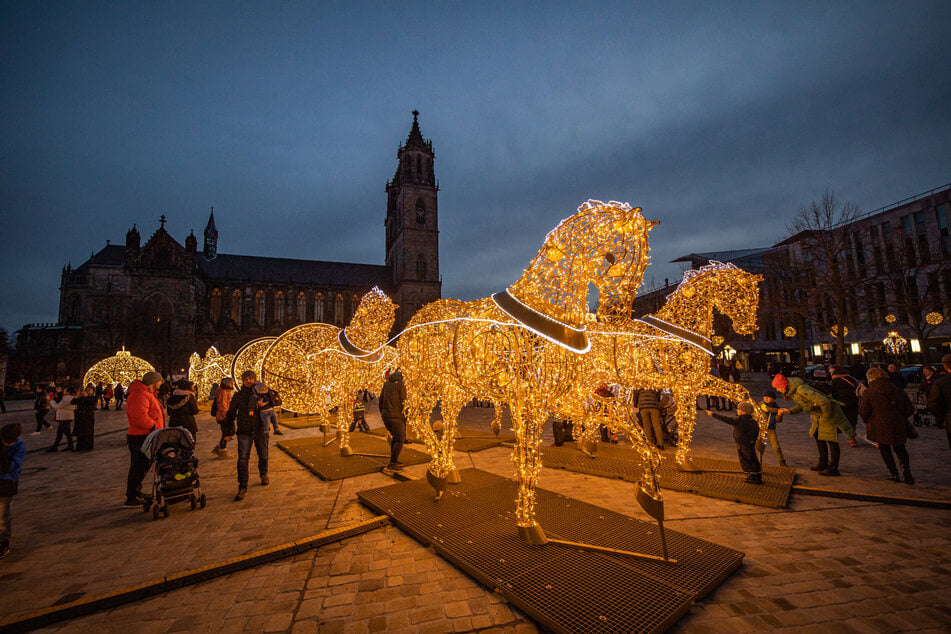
30, 431, 41, 436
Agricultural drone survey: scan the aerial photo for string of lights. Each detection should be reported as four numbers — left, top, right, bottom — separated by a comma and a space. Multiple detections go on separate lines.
82, 347, 155, 387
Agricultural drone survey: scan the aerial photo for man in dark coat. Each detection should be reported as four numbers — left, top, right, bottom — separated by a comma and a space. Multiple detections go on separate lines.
72, 385, 98, 452
927, 354, 951, 449
860, 366, 916, 484
223, 371, 270, 500
379, 370, 407, 469
829, 366, 861, 447
887, 363, 907, 390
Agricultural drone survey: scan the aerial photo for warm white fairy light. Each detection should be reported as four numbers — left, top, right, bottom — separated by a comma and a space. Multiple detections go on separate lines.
83, 346, 155, 387
188, 346, 234, 400
398, 200, 655, 543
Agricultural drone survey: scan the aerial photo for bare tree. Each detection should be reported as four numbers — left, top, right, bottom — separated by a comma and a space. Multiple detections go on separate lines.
785, 189, 862, 367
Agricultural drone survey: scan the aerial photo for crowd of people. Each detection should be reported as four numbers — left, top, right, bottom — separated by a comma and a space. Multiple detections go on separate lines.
763, 353, 951, 485
29, 381, 127, 453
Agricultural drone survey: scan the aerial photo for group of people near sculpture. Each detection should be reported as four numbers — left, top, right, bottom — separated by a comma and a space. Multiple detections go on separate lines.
253, 200, 767, 546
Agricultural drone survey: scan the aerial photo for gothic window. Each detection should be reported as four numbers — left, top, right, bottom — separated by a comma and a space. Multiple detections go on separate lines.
274, 291, 285, 324
416, 156, 421, 180
416, 198, 425, 224
334, 293, 344, 325
66, 295, 81, 324
210, 288, 221, 324
231, 290, 242, 326
297, 292, 307, 323
315, 292, 324, 322
255, 290, 266, 326
416, 256, 427, 280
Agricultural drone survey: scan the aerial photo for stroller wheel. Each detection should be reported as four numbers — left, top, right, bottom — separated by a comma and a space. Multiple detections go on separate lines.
162, 504, 169, 518
190, 495, 197, 511
199, 493, 207, 509
152, 504, 160, 521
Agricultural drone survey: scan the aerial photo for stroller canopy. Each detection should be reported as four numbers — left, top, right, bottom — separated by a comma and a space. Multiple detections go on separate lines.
142, 427, 195, 458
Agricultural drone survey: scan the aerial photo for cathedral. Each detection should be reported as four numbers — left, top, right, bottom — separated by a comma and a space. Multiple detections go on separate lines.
16, 113, 441, 380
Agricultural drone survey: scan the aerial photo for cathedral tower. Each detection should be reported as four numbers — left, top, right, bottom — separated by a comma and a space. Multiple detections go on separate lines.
386, 111, 441, 328
203, 207, 218, 260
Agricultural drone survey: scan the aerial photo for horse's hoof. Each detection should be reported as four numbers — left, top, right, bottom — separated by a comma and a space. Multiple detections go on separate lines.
491, 422, 501, 437
518, 524, 549, 545
318, 424, 332, 434
677, 457, 702, 472
426, 469, 448, 495
339, 445, 353, 457
447, 468, 462, 484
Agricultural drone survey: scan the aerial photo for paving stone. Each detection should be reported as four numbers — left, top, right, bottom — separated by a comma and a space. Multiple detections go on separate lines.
1, 400, 949, 633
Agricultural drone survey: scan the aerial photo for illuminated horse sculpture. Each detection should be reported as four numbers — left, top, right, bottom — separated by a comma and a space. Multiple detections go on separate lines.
188, 346, 235, 401
572, 261, 765, 472
398, 200, 655, 544
261, 288, 397, 453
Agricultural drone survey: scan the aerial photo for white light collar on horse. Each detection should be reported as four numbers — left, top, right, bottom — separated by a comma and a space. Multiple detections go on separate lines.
337, 330, 384, 363
491, 289, 590, 353
634, 315, 713, 356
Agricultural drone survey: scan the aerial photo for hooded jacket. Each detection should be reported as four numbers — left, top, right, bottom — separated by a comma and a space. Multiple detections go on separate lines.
126, 381, 165, 436
859, 378, 914, 445
52, 394, 75, 421
379, 371, 406, 422
167, 389, 199, 435
784, 377, 854, 442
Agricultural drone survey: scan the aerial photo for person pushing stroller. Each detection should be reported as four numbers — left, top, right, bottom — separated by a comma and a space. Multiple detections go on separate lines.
704, 401, 762, 484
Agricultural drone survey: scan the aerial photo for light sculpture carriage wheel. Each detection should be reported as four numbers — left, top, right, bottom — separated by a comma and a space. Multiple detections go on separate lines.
231, 337, 276, 381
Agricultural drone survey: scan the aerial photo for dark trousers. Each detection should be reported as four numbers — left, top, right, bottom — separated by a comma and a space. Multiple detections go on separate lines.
236, 427, 269, 488
74, 415, 94, 451
552, 419, 573, 446
126, 434, 150, 501
51, 420, 73, 450
218, 421, 233, 449
35, 410, 51, 432
878, 443, 910, 475
349, 411, 369, 432
737, 442, 761, 477
382, 416, 405, 464
815, 437, 841, 469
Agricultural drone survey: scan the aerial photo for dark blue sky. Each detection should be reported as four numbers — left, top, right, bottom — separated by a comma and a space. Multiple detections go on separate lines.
3, 1, 950, 336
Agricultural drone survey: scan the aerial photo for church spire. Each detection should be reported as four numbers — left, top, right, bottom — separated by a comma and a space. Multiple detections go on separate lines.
203, 206, 218, 260
403, 110, 431, 152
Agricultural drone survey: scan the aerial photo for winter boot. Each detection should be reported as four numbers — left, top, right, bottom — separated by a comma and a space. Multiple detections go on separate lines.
810, 462, 828, 472
902, 470, 915, 486
818, 467, 840, 477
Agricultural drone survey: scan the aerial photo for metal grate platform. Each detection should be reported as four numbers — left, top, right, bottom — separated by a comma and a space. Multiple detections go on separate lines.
278, 414, 328, 429
366, 427, 516, 452
277, 433, 430, 480
358, 468, 743, 633
543, 443, 796, 508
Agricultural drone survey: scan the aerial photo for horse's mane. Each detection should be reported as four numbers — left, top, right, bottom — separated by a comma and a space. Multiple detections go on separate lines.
666, 260, 739, 302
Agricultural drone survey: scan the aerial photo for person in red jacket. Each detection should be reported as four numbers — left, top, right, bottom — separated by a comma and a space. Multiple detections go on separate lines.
122, 372, 165, 507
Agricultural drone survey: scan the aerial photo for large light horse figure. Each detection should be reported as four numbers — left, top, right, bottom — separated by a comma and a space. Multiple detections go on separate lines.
398, 200, 655, 544
262, 288, 397, 453
572, 261, 765, 471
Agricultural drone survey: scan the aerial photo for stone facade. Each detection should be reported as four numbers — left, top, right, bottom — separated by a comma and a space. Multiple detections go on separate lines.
15, 114, 441, 381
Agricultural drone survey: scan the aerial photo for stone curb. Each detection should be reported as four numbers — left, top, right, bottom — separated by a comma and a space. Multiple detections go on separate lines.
0, 516, 389, 633
792, 485, 951, 509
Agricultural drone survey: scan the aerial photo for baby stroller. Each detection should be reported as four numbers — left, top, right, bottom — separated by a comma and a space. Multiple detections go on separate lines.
141, 427, 206, 520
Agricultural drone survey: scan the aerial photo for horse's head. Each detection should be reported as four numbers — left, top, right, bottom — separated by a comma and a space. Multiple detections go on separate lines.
508, 200, 656, 329
343, 287, 397, 351
665, 261, 762, 335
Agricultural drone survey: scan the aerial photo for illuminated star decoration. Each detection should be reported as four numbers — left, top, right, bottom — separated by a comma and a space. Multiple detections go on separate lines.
83, 346, 156, 387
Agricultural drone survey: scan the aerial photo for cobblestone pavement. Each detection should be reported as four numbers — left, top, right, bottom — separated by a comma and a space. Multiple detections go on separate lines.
0, 377, 949, 633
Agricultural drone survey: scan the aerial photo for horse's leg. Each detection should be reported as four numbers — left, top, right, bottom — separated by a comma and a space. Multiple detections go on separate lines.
336, 388, 353, 456
490, 401, 502, 436
576, 407, 601, 456
437, 393, 466, 485
672, 386, 701, 470
512, 394, 548, 545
